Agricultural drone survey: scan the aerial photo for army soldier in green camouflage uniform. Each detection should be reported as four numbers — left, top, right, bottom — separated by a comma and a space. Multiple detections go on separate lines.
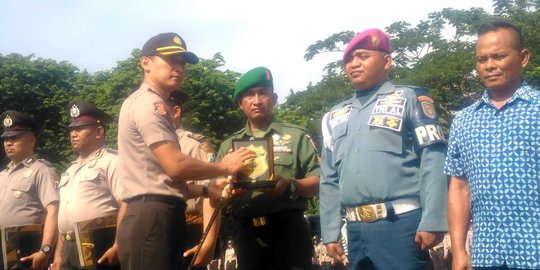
217, 66, 320, 270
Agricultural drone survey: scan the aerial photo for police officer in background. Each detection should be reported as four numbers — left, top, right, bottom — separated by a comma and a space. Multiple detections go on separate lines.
166, 91, 220, 270
52, 100, 125, 270
116, 32, 255, 270
0, 110, 59, 270
319, 28, 448, 269
217, 66, 320, 270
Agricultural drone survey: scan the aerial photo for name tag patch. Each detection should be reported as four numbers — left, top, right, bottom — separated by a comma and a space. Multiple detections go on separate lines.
368, 115, 403, 132
329, 105, 351, 129
372, 98, 406, 117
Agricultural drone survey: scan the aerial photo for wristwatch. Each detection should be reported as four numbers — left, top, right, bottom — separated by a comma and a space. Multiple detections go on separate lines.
287, 179, 298, 200
40, 244, 52, 255
202, 182, 210, 198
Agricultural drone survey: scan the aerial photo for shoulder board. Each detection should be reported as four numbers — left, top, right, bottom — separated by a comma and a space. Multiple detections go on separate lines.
395, 85, 430, 97
281, 122, 308, 133
187, 132, 207, 142
226, 128, 247, 140
35, 159, 55, 167
106, 148, 118, 155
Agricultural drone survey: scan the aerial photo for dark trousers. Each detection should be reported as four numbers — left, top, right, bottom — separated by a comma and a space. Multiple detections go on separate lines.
60, 234, 121, 270
117, 195, 186, 270
178, 223, 204, 270
234, 210, 313, 270
347, 208, 429, 270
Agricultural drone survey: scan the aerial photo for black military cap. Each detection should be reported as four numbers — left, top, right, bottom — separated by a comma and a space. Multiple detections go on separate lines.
68, 100, 113, 128
141, 32, 199, 64
168, 91, 190, 106
1, 110, 40, 138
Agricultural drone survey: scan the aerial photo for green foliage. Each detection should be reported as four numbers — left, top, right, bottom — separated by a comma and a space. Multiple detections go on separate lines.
181, 53, 245, 147
0, 53, 79, 165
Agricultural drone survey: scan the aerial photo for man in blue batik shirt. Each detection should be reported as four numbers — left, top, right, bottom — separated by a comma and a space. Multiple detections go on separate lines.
319, 28, 448, 270
445, 21, 539, 270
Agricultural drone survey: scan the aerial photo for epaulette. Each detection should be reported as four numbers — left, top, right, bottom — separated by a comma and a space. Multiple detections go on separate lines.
187, 132, 207, 142
281, 122, 308, 133
35, 158, 54, 167
106, 148, 118, 155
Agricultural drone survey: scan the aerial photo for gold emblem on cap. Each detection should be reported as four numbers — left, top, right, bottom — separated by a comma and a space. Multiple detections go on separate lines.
14, 190, 22, 199
370, 35, 380, 47
70, 105, 80, 118
3, 115, 13, 127
173, 35, 182, 45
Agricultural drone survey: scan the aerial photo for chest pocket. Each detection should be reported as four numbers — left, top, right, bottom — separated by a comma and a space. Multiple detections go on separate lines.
10, 180, 33, 205
331, 123, 348, 167
273, 152, 294, 179
79, 169, 105, 183
366, 126, 403, 155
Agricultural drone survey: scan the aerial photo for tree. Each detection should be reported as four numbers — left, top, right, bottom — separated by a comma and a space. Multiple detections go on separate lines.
0, 53, 79, 166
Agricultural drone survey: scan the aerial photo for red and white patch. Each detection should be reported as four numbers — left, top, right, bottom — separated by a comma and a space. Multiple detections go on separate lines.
154, 102, 168, 116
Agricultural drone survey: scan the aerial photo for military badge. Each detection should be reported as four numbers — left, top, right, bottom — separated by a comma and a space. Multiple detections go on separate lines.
3, 114, 13, 127
370, 35, 381, 48
368, 115, 403, 132
24, 169, 33, 178
153, 102, 168, 116
173, 35, 181, 45
386, 90, 403, 99
418, 96, 436, 119
70, 104, 81, 118
329, 105, 351, 129
87, 159, 97, 168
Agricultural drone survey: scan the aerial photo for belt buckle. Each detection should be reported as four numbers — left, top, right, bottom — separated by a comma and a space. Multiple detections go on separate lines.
65, 231, 73, 241
357, 205, 378, 222
252, 217, 267, 227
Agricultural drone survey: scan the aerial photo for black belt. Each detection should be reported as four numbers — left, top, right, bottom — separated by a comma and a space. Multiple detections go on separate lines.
239, 210, 304, 228
125, 194, 186, 209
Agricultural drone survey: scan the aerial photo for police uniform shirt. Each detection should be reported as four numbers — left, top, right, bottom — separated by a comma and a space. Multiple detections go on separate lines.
319, 81, 448, 243
176, 128, 216, 216
217, 119, 320, 218
0, 156, 59, 227
58, 147, 120, 233
118, 83, 187, 200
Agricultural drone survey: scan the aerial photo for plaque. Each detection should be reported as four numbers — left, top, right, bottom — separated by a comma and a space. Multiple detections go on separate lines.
74, 215, 117, 268
1, 224, 43, 269
232, 137, 276, 189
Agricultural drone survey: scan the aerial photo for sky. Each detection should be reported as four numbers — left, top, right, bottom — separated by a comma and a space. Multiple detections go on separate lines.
0, 0, 494, 103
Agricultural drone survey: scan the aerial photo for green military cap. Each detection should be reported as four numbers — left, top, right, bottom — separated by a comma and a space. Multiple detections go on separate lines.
234, 66, 273, 99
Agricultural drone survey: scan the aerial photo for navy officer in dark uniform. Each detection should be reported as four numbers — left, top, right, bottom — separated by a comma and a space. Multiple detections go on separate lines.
319, 28, 448, 269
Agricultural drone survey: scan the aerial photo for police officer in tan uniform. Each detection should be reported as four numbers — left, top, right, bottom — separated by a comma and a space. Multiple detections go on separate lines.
0, 110, 59, 270
166, 91, 220, 270
116, 32, 255, 270
52, 100, 125, 270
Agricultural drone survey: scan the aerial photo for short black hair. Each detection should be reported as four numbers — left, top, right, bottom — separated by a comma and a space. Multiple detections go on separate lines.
477, 20, 524, 50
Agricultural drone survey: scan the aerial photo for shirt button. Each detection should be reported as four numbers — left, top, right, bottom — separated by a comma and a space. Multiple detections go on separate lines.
354, 149, 359, 153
